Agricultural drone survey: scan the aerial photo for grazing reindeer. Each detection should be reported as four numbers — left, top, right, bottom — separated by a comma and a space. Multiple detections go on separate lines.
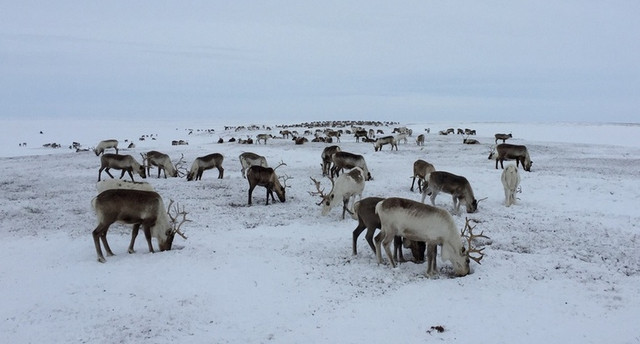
239, 152, 268, 178
375, 198, 487, 276
321, 145, 341, 176
311, 167, 365, 219
94, 139, 118, 156
410, 159, 435, 192
489, 143, 533, 172
91, 189, 188, 263
416, 134, 425, 146
256, 134, 273, 144
331, 151, 372, 180
494, 133, 512, 144
501, 164, 521, 207
353, 197, 427, 262
187, 153, 224, 181
246, 163, 288, 205
374, 136, 398, 151
98, 154, 147, 182
395, 133, 409, 144
143, 151, 179, 178
326, 130, 341, 142
421, 171, 480, 214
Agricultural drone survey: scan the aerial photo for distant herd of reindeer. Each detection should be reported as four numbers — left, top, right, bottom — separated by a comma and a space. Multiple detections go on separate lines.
90, 127, 533, 278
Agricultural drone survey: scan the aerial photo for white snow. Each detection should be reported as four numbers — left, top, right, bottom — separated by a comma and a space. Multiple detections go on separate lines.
1, 120, 639, 343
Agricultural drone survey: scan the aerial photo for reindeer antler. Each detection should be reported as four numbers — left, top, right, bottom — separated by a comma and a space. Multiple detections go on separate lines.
167, 199, 189, 239
173, 153, 188, 178
309, 177, 335, 206
461, 217, 489, 264
279, 174, 292, 188
273, 160, 287, 171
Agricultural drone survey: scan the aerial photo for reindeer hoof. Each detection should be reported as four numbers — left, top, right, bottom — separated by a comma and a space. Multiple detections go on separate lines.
97, 257, 106, 263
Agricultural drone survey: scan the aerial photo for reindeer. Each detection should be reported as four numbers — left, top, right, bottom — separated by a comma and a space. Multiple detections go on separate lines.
331, 151, 372, 180
489, 143, 533, 172
501, 164, 521, 207
311, 167, 365, 219
416, 134, 425, 146
321, 145, 341, 176
395, 133, 409, 144
256, 134, 273, 144
142, 151, 179, 178
91, 189, 188, 263
98, 154, 147, 182
494, 133, 512, 144
246, 163, 288, 205
421, 171, 480, 214
187, 153, 224, 181
239, 152, 268, 178
94, 139, 118, 156
326, 130, 341, 142
374, 136, 398, 151
353, 197, 427, 263
354, 130, 368, 142
375, 198, 487, 276
410, 159, 435, 192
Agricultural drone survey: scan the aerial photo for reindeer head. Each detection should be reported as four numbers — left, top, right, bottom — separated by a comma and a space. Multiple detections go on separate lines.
160, 200, 189, 251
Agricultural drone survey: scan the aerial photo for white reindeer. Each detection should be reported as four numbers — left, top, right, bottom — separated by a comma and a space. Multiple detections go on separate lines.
311, 167, 365, 219
94, 139, 118, 156
239, 152, 268, 178
375, 197, 486, 276
501, 164, 520, 207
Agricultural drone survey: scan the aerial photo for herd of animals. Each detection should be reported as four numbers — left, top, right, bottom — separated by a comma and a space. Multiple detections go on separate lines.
90, 126, 534, 278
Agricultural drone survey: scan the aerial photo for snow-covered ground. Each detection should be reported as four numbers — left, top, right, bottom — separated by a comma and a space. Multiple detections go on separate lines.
1, 120, 639, 343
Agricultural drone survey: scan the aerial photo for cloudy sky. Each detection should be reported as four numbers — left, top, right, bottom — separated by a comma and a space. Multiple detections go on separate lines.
1, 1, 638, 123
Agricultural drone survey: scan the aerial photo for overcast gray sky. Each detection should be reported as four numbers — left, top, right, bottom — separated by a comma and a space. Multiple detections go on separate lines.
1, 1, 639, 123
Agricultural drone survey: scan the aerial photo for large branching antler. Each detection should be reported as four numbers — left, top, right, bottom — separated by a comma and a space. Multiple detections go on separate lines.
167, 199, 189, 239
273, 160, 287, 171
279, 174, 292, 188
461, 217, 489, 264
309, 176, 335, 206
173, 154, 188, 178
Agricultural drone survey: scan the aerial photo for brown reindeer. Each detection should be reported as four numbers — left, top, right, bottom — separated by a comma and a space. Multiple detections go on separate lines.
143, 151, 179, 178
421, 171, 480, 214
91, 189, 188, 263
246, 164, 287, 205
489, 143, 533, 172
494, 133, 512, 144
187, 153, 224, 181
321, 145, 341, 176
410, 159, 436, 192
331, 151, 372, 180
98, 154, 147, 182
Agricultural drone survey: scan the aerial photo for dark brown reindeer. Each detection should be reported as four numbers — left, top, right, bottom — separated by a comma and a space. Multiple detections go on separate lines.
421, 171, 481, 214
246, 163, 288, 205
488, 143, 533, 172
98, 153, 147, 182
410, 159, 436, 192
91, 189, 188, 263
187, 153, 224, 181
321, 145, 341, 176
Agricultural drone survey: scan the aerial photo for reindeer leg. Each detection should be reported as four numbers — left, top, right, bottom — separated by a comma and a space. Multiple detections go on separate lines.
426, 243, 438, 276
265, 187, 271, 205
97, 227, 115, 258
364, 226, 377, 255
218, 166, 224, 179
143, 225, 154, 253
430, 191, 438, 207
394, 236, 407, 263
352, 220, 367, 255
93, 224, 108, 263
248, 184, 255, 205
104, 168, 115, 179
410, 176, 417, 192
381, 230, 396, 268
128, 224, 140, 254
